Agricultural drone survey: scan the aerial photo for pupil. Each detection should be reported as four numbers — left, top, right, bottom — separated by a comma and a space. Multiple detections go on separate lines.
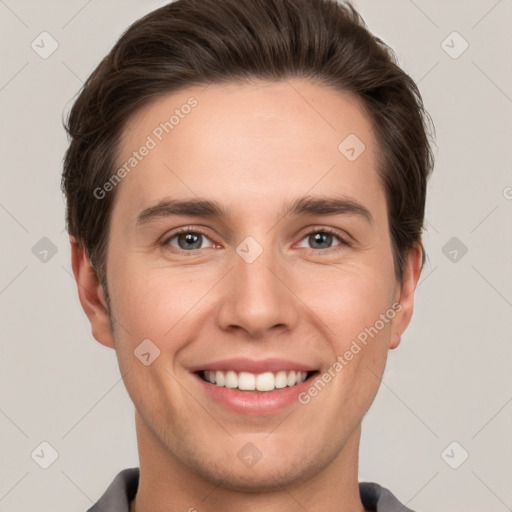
179, 233, 201, 250
311, 232, 331, 249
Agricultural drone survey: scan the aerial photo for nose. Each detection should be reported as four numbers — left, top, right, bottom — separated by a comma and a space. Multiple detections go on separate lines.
215, 240, 300, 339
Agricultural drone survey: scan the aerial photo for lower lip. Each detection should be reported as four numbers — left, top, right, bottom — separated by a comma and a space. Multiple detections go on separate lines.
192, 373, 317, 415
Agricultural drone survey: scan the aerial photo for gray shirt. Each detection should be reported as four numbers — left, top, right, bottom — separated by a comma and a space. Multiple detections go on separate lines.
86, 467, 417, 512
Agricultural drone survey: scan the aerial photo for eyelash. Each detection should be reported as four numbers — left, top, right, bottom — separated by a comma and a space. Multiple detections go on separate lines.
161, 226, 351, 254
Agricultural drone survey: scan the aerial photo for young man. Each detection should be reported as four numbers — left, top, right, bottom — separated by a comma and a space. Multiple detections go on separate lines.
62, 0, 434, 510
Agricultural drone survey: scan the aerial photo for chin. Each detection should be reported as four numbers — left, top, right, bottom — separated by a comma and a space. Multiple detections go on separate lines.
192, 454, 322, 493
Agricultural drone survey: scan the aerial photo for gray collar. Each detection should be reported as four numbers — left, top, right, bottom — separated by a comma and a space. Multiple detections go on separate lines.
86, 467, 417, 512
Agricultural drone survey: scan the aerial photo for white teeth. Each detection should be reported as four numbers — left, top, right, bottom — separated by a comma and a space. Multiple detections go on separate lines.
224, 370, 238, 388
238, 372, 256, 390
215, 370, 225, 386
202, 370, 309, 392
275, 371, 288, 389
256, 372, 275, 391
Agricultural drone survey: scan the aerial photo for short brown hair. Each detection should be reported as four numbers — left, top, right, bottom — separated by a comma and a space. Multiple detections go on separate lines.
62, 0, 434, 301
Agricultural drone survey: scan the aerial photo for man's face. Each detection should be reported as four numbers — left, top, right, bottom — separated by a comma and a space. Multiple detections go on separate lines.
94, 79, 417, 489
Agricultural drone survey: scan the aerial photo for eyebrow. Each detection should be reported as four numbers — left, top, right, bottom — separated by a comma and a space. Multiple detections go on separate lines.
135, 195, 373, 227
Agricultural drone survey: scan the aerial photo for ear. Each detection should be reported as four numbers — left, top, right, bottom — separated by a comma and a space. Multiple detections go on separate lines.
389, 243, 423, 350
70, 238, 115, 349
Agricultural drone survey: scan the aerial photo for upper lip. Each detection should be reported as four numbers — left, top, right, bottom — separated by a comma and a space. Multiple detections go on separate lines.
189, 358, 318, 374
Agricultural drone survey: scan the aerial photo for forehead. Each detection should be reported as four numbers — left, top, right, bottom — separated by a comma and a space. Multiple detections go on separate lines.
113, 79, 385, 223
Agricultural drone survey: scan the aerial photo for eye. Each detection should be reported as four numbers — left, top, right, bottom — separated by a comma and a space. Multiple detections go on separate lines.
161, 227, 349, 253
297, 228, 349, 251
163, 228, 215, 251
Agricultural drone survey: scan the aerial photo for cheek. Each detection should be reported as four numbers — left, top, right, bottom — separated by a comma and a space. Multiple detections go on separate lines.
106, 259, 220, 378
298, 263, 396, 346
109, 260, 202, 335
106, 263, 202, 420
321, 269, 395, 398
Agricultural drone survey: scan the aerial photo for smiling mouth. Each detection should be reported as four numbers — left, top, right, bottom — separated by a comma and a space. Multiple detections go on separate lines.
197, 369, 318, 392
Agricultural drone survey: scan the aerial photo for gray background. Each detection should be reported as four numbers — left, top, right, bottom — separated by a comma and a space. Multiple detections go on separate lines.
0, 0, 511, 511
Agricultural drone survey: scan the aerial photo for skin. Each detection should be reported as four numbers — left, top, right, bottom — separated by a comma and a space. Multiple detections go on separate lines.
71, 78, 422, 512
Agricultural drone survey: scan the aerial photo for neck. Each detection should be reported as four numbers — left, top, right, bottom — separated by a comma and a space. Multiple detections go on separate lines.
130, 412, 367, 512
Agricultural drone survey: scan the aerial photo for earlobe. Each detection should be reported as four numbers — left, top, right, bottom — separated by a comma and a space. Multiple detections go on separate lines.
70, 238, 115, 349
389, 244, 423, 350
